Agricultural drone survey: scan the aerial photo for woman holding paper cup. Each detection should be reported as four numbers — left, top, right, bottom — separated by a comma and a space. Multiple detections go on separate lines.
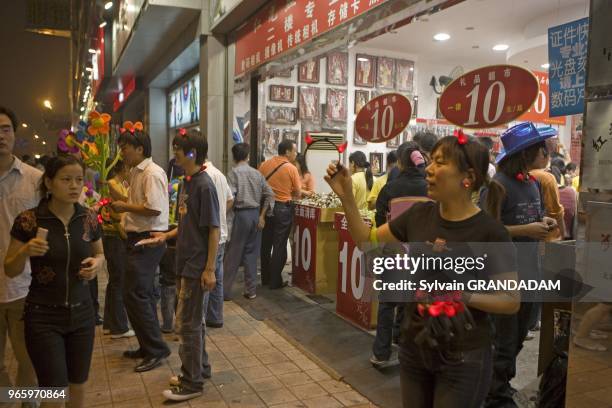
4, 155, 105, 408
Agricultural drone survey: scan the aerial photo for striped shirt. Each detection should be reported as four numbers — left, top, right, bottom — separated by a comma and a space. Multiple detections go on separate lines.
227, 162, 275, 211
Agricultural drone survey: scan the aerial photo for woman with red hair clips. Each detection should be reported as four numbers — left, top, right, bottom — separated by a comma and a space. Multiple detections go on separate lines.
325, 133, 519, 408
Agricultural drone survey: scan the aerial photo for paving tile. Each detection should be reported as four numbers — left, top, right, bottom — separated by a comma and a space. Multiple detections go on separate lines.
189, 399, 229, 407
111, 384, 147, 403
291, 358, 320, 371
257, 387, 298, 405
304, 368, 332, 382
289, 382, 328, 400
257, 351, 290, 365
85, 390, 112, 406
230, 355, 262, 369
333, 390, 369, 406
212, 370, 244, 386
318, 380, 352, 394
218, 379, 255, 399
239, 364, 274, 381
302, 395, 343, 408
247, 376, 285, 392
268, 402, 308, 408
267, 362, 301, 376
277, 372, 314, 387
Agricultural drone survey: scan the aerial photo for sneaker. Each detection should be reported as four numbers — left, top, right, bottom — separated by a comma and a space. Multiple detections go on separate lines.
243, 293, 256, 300
524, 331, 536, 341
162, 385, 202, 402
369, 355, 389, 368
111, 329, 135, 339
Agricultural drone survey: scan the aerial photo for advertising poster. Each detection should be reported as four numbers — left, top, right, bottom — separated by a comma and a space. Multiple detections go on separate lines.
581, 99, 612, 190
169, 75, 200, 129
547, 17, 589, 117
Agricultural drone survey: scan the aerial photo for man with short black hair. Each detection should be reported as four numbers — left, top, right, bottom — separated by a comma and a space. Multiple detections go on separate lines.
224, 143, 274, 299
152, 131, 220, 402
111, 129, 171, 372
0, 106, 39, 400
259, 140, 302, 289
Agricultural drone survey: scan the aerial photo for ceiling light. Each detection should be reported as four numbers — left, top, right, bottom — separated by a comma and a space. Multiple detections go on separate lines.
433, 33, 451, 41
42, 141, 46, 145
104, 2, 113, 10
357, 57, 369, 62
22, 123, 28, 128
492, 44, 509, 51
43, 100, 53, 109
99, 21, 107, 28
34, 134, 39, 139
80, 107, 85, 112
541, 63, 550, 69
35, 154, 41, 159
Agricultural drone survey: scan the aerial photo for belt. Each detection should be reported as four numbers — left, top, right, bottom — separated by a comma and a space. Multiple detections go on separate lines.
275, 201, 293, 206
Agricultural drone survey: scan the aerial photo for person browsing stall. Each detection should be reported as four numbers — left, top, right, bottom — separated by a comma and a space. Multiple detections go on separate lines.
295, 153, 315, 196
367, 151, 398, 210
259, 139, 302, 289
5, 155, 105, 408
348, 151, 374, 211
325, 135, 519, 408
110, 127, 171, 373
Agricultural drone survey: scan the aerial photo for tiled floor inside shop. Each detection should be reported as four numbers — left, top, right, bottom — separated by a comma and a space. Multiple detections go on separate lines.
3, 299, 376, 408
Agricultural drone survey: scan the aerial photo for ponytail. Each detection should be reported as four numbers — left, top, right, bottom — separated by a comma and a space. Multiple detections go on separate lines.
365, 163, 374, 191
484, 178, 506, 221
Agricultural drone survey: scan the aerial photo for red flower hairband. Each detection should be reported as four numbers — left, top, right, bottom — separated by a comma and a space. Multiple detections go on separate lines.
303, 134, 348, 179
453, 129, 468, 145
120, 121, 144, 134
178, 128, 187, 136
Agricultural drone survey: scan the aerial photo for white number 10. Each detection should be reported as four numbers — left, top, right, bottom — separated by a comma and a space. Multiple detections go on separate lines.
465, 81, 506, 126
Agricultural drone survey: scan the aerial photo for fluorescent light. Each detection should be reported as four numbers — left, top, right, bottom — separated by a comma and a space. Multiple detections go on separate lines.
99, 21, 107, 28
43, 100, 53, 109
22, 123, 28, 128
541, 63, 550, 69
433, 33, 451, 41
35, 154, 41, 159
88, 48, 96, 54
492, 44, 509, 51
104, 2, 113, 10
357, 57, 369, 62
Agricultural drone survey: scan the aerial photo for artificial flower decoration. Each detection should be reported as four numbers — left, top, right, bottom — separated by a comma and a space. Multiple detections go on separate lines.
57, 129, 80, 154
75, 120, 90, 142
179, 128, 187, 136
87, 111, 111, 136
84, 181, 95, 198
122, 121, 144, 134
337, 141, 348, 153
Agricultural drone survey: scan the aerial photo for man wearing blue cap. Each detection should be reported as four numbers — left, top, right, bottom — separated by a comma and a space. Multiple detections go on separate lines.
481, 122, 560, 408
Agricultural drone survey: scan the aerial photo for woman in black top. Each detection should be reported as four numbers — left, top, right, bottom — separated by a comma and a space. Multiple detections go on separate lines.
325, 136, 519, 408
5, 155, 104, 408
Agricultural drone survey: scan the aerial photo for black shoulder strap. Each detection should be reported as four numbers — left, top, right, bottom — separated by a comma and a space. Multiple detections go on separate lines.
265, 162, 288, 181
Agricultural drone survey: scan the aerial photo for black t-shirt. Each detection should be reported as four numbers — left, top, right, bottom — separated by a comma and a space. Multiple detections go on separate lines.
10, 200, 102, 306
175, 171, 220, 279
388, 201, 516, 350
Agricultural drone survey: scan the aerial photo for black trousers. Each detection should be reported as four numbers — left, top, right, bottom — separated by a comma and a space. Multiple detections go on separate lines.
260, 202, 294, 289
124, 233, 170, 358
102, 234, 129, 334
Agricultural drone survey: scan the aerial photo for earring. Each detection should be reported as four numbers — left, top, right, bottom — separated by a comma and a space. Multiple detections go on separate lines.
462, 179, 471, 188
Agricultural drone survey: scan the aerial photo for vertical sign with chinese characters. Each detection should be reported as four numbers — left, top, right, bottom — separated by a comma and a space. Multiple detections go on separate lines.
580, 100, 612, 190
335, 212, 376, 329
234, 0, 390, 76
292, 204, 320, 294
547, 17, 589, 117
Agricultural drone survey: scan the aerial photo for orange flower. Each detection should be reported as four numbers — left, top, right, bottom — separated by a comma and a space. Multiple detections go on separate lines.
122, 121, 144, 133
87, 111, 111, 136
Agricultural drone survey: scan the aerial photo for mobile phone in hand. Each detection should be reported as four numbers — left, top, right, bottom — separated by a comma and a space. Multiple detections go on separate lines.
36, 227, 48, 240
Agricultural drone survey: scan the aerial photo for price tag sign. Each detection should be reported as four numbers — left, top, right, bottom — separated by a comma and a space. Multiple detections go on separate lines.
335, 213, 376, 329
439, 65, 539, 129
518, 71, 566, 126
355, 93, 411, 143
292, 204, 319, 293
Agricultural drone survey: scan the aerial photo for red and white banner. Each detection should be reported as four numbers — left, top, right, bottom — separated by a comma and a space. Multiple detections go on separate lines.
518, 71, 566, 126
335, 212, 376, 330
292, 204, 320, 294
234, 0, 389, 76
439, 65, 539, 129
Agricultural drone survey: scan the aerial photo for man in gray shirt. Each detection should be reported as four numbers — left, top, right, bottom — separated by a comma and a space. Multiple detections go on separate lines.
223, 143, 274, 299
0, 106, 39, 400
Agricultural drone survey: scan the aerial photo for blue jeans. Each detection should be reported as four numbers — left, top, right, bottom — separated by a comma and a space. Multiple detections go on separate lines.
399, 341, 493, 408
176, 277, 210, 391
372, 302, 404, 360
261, 202, 293, 289
203, 243, 225, 325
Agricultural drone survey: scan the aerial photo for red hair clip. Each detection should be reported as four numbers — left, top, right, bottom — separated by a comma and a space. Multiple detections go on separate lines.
454, 129, 468, 145
179, 128, 187, 136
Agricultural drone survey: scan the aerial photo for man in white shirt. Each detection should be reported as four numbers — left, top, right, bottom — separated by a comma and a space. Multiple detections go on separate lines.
112, 129, 171, 373
0, 106, 39, 396
203, 159, 233, 328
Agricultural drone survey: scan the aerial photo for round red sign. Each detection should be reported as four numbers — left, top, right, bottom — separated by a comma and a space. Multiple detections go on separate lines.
355, 93, 411, 143
439, 65, 539, 129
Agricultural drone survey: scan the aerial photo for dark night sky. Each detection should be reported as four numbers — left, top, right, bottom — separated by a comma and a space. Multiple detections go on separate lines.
0, 0, 71, 157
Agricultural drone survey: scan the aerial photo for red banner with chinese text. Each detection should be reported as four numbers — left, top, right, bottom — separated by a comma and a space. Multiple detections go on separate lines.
292, 204, 320, 294
234, 0, 389, 76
